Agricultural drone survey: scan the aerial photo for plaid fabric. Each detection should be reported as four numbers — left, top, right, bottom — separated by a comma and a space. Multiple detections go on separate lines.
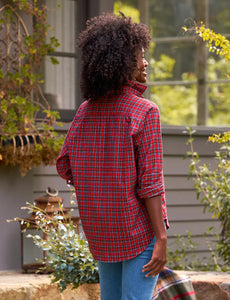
56, 81, 169, 262
153, 268, 197, 300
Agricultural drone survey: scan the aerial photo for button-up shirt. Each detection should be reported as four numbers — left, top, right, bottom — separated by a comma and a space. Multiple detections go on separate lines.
56, 81, 169, 262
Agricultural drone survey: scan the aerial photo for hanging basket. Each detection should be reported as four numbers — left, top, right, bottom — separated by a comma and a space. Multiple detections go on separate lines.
0, 134, 60, 176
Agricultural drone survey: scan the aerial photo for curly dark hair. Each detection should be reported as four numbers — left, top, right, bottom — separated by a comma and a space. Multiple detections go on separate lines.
77, 13, 151, 100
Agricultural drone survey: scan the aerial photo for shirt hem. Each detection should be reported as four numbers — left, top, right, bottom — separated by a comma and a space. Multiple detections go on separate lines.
92, 233, 155, 263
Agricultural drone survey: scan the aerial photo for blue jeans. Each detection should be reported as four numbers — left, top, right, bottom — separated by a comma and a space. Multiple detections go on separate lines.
98, 236, 158, 300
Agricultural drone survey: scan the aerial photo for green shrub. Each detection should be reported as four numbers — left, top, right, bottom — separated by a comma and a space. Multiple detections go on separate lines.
167, 229, 230, 272
186, 128, 230, 266
16, 201, 99, 291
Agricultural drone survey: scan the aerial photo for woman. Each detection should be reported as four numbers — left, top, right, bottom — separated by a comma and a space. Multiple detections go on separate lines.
56, 13, 169, 300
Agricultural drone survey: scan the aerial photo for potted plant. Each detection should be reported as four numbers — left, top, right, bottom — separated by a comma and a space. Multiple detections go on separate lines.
0, 0, 65, 176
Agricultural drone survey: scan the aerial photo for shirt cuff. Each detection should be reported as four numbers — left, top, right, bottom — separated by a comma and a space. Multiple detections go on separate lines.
137, 184, 165, 199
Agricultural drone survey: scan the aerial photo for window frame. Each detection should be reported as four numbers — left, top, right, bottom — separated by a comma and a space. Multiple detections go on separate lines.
138, 0, 230, 125
45, 0, 88, 122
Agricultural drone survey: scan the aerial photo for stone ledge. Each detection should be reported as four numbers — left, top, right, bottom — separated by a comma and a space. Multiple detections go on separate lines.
0, 270, 230, 300
177, 271, 230, 300
0, 271, 100, 300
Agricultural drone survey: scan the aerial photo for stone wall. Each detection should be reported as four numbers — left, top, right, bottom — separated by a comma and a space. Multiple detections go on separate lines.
0, 271, 229, 300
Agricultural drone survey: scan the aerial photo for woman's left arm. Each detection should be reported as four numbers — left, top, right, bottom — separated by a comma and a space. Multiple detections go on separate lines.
142, 195, 167, 277
134, 104, 168, 276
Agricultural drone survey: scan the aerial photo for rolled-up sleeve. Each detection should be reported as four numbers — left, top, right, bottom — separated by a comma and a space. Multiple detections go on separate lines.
56, 135, 73, 185
135, 105, 165, 199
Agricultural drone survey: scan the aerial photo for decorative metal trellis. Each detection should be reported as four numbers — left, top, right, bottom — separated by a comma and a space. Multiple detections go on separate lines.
0, 4, 29, 75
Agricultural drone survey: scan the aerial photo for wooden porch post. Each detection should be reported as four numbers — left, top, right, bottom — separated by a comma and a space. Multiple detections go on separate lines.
138, 0, 149, 26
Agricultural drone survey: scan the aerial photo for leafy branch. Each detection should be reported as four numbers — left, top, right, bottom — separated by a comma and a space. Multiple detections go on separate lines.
183, 22, 230, 61
186, 127, 230, 265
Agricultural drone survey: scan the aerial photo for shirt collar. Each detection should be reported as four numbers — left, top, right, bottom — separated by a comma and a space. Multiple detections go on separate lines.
123, 80, 147, 97
101, 81, 147, 100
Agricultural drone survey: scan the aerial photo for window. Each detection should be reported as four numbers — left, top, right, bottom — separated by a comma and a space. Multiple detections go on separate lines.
44, 0, 81, 121
114, 0, 230, 126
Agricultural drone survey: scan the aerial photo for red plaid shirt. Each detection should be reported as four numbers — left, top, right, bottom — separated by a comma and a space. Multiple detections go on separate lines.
56, 81, 169, 262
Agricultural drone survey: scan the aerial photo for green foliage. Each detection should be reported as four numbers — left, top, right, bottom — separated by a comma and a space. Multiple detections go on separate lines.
186, 127, 230, 265
0, 0, 65, 176
16, 201, 99, 292
208, 58, 230, 125
167, 230, 229, 272
167, 231, 198, 270
114, 1, 140, 22
150, 73, 197, 125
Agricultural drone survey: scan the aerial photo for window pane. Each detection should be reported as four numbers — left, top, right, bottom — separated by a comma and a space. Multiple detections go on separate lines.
149, 0, 195, 38
44, 0, 77, 111
149, 41, 196, 81
208, 83, 230, 126
114, 0, 196, 37
149, 84, 197, 125
207, 56, 230, 125
209, 0, 230, 33
208, 55, 230, 81
44, 57, 76, 109
46, 0, 76, 53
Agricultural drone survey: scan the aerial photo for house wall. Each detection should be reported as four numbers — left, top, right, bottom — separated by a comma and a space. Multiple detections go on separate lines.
0, 167, 33, 270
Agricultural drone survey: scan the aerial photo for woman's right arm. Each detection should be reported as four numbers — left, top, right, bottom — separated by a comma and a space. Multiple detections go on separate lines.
56, 134, 74, 185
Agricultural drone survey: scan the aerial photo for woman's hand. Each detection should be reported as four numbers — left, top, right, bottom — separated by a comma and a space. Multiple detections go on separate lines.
142, 236, 167, 277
